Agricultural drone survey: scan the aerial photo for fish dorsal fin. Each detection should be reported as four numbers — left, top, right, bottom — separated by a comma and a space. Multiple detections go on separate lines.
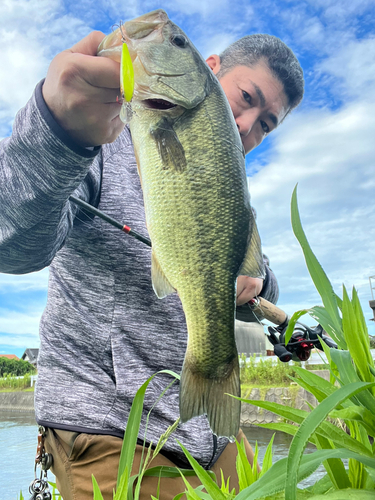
238, 222, 266, 279
150, 118, 187, 172
151, 250, 176, 298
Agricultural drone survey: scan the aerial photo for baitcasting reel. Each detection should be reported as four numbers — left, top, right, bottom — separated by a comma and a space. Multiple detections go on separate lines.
248, 297, 337, 363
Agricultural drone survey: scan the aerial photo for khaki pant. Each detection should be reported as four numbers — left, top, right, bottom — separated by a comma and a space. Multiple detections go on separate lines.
44, 428, 258, 500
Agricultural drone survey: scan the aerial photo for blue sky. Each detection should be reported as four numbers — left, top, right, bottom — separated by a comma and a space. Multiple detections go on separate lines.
0, 0, 375, 358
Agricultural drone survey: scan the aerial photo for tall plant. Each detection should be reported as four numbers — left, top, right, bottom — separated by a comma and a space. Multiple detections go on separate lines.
238, 185, 375, 499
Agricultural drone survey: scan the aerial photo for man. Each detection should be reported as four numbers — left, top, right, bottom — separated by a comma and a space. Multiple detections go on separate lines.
0, 22, 303, 499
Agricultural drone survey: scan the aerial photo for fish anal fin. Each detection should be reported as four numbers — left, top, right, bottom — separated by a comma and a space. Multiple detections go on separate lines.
150, 118, 186, 172
238, 222, 265, 279
179, 356, 240, 439
151, 250, 175, 298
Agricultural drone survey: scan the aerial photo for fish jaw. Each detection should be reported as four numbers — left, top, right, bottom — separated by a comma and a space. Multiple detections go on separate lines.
97, 9, 212, 111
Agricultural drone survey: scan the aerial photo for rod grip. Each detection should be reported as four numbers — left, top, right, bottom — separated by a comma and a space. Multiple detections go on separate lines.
249, 296, 288, 326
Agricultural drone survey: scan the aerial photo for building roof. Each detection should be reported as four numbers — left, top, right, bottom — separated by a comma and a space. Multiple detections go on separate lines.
21, 348, 39, 364
0, 354, 19, 360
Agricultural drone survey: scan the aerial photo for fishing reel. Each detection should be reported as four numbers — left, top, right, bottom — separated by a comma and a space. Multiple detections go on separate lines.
266, 320, 337, 363
248, 297, 337, 363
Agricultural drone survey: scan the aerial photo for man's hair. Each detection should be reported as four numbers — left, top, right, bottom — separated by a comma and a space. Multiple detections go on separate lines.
218, 34, 304, 112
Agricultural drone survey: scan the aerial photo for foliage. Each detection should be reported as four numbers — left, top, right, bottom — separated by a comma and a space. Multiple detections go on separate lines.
0, 357, 35, 376
0, 372, 34, 390
92, 368, 277, 500
238, 185, 375, 499
240, 353, 298, 385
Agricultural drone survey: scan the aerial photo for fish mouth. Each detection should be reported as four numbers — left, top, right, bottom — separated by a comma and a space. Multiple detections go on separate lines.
142, 98, 177, 110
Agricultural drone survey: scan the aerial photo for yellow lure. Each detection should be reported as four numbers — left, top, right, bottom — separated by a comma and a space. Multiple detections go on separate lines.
120, 43, 134, 102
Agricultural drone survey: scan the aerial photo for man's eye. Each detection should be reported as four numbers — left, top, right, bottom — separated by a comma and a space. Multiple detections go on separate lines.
261, 120, 270, 133
242, 91, 252, 105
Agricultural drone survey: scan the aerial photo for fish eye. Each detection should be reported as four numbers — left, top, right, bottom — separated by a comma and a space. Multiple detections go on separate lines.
170, 34, 188, 48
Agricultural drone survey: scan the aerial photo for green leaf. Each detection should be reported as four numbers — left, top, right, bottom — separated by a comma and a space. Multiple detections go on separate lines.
285, 381, 375, 500
256, 422, 300, 437
172, 494, 186, 500
284, 309, 310, 346
252, 441, 259, 478
306, 473, 334, 495
312, 434, 351, 489
259, 433, 275, 476
235, 448, 375, 500
352, 287, 374, 370
292, 366, 337, 401
92, 475, 105, 500
307, 489, 375, 499
117, 370, 180, 488
330, 406, 375, 438
143, 466, 203, 479
178, 440, 226, 500
114, 466, 129, 500
178, 472, 203, 500
342, 286, 374, 386
237, 397, 308, 424
331, 350, 375, 414
236, 438, 255, 489
308, 306, 343, 349
290, 185, 344, 349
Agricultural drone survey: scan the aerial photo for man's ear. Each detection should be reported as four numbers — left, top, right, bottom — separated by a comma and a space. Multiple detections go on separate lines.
205, 54, 221, 74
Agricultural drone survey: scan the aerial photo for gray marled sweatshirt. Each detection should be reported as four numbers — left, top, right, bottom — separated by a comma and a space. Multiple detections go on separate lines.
0, 81, 278, 469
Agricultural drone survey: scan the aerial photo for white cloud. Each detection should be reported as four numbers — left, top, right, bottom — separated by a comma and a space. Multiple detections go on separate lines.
0, 0, 92, 138
0, 333, 39, 349
0, 269, 49, 292
0, 307, 42, 336
317, 36, 375, 99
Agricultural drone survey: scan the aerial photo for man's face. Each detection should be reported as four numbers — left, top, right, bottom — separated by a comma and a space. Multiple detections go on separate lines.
206, 56, 289, 154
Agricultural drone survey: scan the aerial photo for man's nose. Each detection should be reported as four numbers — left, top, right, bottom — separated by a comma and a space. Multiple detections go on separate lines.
235, 112, 257, 137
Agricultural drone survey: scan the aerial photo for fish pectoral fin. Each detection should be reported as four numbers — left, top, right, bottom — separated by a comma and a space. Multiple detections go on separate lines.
150, 118, 187, 172
179, 356, 241, 439
151, 250, 176, 298
238, 222, 266, 279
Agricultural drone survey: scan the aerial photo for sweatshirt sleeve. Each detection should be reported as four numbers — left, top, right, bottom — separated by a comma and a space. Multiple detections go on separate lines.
235, 260, 279, 323
0, 80, 102, 274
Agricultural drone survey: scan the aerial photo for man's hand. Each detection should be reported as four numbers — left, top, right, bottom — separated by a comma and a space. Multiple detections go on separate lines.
42, 31, 124, 147
236, 276, 263, 306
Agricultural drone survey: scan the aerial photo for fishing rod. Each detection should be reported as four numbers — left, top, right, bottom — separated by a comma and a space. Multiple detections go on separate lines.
69, 196, 337, 362
69, 195, 151, 247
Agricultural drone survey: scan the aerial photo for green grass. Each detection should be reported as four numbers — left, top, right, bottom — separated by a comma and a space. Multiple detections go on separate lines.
0, 373, 35, 391
0, 386, 34, 392
240, 354, 298, 386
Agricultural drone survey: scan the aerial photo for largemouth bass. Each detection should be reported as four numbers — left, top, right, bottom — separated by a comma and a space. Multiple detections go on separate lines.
98, 9, 265, 438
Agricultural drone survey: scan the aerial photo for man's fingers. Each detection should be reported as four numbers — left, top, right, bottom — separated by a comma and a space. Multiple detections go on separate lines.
79, 55, 121, 90
70, 31, 106, 56
236, 276, 264, 306
67, 31, 121, 90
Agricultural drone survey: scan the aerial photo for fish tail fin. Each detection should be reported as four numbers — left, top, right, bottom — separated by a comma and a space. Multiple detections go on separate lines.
179, 356, 240, 439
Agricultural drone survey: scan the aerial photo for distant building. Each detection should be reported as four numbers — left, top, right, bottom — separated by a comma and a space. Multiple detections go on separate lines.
0, 354, 19, 360
21, 348, 39, 368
